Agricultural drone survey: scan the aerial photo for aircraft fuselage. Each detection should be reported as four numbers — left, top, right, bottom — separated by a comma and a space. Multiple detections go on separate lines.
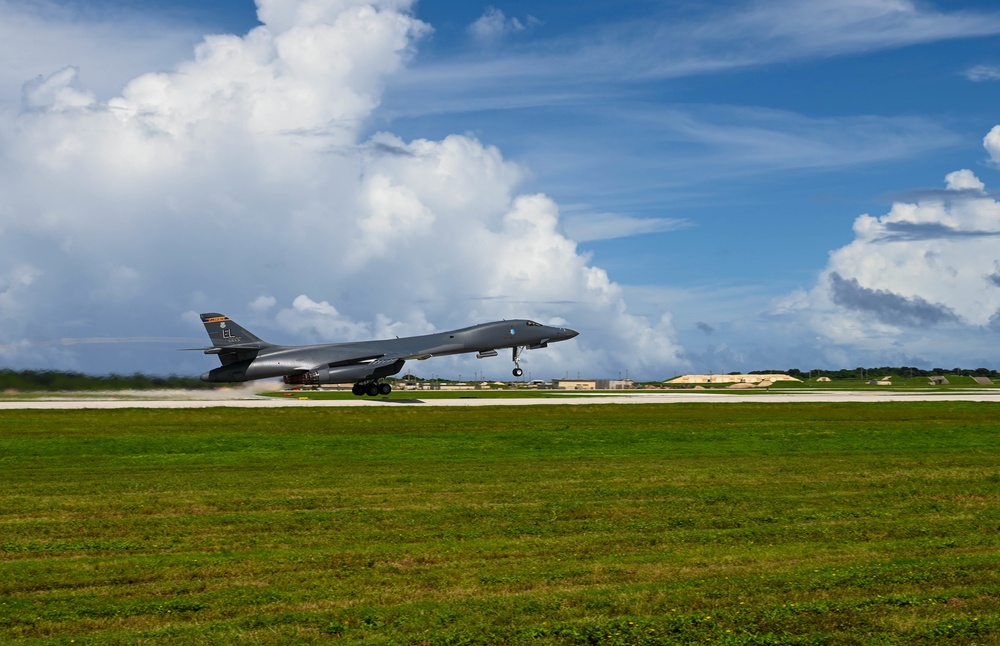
199, 318, 578, 386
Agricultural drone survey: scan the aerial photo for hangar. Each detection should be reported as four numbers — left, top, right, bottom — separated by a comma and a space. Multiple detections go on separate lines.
664, 373, 802, 385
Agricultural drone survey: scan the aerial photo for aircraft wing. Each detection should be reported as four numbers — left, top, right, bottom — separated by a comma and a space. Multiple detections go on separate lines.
327, 342, 466, 365
348, 354, 408, 370
368, 354, 403, 370
400, 343, 466, 361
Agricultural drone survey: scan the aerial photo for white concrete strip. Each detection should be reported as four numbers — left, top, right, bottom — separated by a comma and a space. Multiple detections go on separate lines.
2, 390, 1000, 409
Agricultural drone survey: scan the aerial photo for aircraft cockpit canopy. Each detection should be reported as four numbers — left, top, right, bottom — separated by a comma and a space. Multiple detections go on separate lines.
526, 321, 542, 327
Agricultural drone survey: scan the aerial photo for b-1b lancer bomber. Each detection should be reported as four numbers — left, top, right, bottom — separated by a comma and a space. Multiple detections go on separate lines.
197, 313, 578, 396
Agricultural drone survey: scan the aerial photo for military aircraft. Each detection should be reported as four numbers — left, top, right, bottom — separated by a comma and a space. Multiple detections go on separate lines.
197, 313, 578, 396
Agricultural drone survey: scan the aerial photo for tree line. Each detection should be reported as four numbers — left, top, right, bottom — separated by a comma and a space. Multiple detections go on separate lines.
0, 369, 216, 392
4, 366, 1000, 391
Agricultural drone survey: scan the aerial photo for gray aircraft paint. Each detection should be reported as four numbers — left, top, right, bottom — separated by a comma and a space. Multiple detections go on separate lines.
198, 313, 578, 395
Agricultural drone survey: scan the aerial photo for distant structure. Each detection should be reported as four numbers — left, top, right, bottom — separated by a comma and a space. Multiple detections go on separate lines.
553, 379, 633, 390
971, 376, 992, 385
664, 374, 801, 385
929, 376, 951, 385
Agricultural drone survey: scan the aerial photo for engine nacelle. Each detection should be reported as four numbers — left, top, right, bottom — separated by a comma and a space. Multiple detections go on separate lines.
201, 360, 253, 382
282, 360, 405, 385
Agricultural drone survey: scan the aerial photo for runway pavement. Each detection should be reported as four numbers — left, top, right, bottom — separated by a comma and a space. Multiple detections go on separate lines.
2, 389, 1000, 409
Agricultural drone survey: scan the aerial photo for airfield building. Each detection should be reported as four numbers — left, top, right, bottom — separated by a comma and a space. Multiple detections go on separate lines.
552, 379, 633, 390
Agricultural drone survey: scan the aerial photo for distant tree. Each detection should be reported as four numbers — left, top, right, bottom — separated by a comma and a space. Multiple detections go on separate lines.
0, 369, 215, 391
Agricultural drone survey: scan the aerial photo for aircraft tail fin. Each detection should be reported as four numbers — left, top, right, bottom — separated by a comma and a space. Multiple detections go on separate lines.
199, 313, 271, 349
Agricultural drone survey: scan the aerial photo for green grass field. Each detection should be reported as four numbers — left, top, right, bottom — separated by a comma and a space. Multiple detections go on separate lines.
1, 403, 998, 644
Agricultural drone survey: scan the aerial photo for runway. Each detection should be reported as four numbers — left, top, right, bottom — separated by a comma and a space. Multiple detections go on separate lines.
2, 389, 1000, 409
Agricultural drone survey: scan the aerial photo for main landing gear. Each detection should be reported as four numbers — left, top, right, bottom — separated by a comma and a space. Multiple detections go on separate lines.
512, 346, 524, 378
352, 381, 392, 397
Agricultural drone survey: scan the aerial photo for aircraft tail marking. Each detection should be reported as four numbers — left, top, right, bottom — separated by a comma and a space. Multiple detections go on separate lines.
199, 312, 271, 349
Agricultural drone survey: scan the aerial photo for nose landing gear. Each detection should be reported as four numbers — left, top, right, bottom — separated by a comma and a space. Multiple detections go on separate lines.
512, 346, 524, 377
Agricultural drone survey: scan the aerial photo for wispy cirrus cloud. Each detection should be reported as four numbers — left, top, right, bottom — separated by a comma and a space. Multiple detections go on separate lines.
477, 103, 961, 215
389, 0, 1000, 116
642, 106, 960, 172
561, 213, 689, 243
702, 0, 1000, 63
964, 64, 1000, 81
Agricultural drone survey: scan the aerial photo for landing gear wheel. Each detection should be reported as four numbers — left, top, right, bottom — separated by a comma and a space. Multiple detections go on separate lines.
366, 383, 381, 397
512, 346, 524, 379
352, 383, 365, 396
378, 383, 392, 396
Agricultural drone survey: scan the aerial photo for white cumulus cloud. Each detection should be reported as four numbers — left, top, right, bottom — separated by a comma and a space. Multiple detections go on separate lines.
468, 6, 539, 44
249, 295, 277, 312
0, 0, 685, 379
788, 163, 1000, 365
22, 66, 95, 111
984, 125, 1000, 166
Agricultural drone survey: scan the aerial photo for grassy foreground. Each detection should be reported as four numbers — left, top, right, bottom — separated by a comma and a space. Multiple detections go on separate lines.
1, 404, 998, 645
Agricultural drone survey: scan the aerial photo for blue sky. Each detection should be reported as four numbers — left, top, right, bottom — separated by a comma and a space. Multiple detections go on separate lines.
2, 0, 1000, 379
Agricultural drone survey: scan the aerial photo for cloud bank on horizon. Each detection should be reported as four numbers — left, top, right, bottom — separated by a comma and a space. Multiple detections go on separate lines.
1, 0, 1000, 379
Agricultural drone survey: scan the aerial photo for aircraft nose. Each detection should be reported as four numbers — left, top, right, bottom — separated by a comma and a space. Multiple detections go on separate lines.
562, 328, 579, 340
